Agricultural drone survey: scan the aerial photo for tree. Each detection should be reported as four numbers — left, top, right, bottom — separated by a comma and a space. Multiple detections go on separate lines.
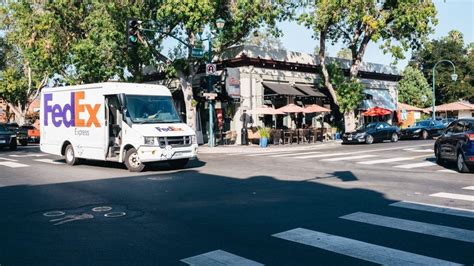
147, 0, 286, 131
336, 48, 351, 60
0, 1, 154, 124
296, 0, 437, 131
242, 28, 285, 50
398, 66, 431, 108
411, 30, 474, 104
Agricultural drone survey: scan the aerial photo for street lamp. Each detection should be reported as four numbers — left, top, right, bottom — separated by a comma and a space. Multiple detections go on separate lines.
205, 18, 225, 147
432, 60, 457, 121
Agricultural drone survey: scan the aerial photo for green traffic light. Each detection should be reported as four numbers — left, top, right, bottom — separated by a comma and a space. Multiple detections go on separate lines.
129, 35, 138, 43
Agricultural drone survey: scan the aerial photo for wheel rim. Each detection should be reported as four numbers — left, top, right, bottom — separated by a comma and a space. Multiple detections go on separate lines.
392, 133, 398, 142
66, 147, 74, 162
129, 152, 141, 168
423, 131, 427, 139
367, 135, 373, 143
457, 153, 464, 171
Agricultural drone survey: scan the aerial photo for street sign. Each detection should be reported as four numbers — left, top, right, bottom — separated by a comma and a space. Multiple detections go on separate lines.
191, 48, 204, 58
206, 64, 217, 76
203, 92, 218, 100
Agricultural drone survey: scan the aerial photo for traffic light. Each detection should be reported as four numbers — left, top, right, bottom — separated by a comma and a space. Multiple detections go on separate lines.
127, 19, 141, 47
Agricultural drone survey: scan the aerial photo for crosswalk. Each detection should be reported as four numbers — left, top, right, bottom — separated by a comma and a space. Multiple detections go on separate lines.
228, 145, 461, 174
181, 186, 474, 265
0, 153, 64, 168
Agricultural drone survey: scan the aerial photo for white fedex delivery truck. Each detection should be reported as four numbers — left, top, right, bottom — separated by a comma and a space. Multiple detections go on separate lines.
40, 82, 198, 172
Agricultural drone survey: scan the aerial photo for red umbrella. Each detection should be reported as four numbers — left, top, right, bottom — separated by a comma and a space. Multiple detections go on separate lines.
303, 104, 331, 113
277, 104, 305, 113
247, 106, 285, 115
362, 106, 392, 116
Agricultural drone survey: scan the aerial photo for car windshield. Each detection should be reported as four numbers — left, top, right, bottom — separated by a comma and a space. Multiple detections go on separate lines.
125, 95, 181, 124
414, 121, 430, 127
357, 123, 377, 130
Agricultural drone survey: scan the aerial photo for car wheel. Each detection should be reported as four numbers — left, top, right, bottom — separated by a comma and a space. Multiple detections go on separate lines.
365, 134, 374, 144
435, 146, 444, 165
391, 133, 399, 142
168, 158, 189, 169
456, 152, 471, 173
124, 148, 145, 172
64, 144, 80, 165
420, 130, 428, 140
20, 139, 28, 146
9, 140, 17, 151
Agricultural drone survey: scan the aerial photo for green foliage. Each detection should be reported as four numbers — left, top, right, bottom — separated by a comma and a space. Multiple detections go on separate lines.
242, 28, 285, 50
411, 31, 474, 104
327, 63, 364, 113
336, 48, 351, 60
258, 127, 270, 139
398, 66, 431, 107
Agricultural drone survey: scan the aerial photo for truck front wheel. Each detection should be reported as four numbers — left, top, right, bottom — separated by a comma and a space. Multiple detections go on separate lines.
124, 148, 145, 172
168, 158, 189, 169
65, 144, 80, 165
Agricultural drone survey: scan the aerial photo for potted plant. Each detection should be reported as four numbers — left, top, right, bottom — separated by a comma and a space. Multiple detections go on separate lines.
258, 127, 270, 148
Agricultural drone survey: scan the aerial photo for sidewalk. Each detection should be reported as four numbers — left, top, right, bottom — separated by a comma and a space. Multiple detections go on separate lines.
198, 140, 342, 154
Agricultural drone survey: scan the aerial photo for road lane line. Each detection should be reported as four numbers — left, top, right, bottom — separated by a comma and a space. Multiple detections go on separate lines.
403, 148, 434, 153
390, 201, 474, 219
0, 156, 18, 162
321, 154, 376, 162
273, 228, 460, 265
462, 186, 474, 190
340, 212, 474, 243
357, 157, 415, 165
181, 250, 263, 266
430, 192, 474, 202
245, 150, 310, 157
394, 161, 437, 169
0, 161, 29, 168
437, 169, 458, 174
295, 152, 347, 159
9, 153, 46, 157
269, 151, 322, 157
34, 159, 64, 165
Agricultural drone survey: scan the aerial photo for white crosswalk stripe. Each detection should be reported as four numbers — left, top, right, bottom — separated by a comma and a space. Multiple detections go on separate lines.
321, 154, 376, 162
357, 157, 414, 165
403, 148, 434, 153
181, 250, 263, 266
34, 159, 64, 165
9, 153, 47, 157
294, 152, 347, 159
390, 201, 474, 219
394, 161, 437, 169
340, 212, 474, 243
0, 161, 29, 168
462, 186, 474, 190
273, 228, 460, 265
0, 156, 18, 162
268, 151, 321, 158
437, 169, 458, 174
430, 192, 474, 202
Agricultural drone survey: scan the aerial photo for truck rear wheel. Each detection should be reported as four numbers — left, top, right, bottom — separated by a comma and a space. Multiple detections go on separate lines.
168, 158, 189, 169
124, 148, 145, 172
64, 144, 80, 165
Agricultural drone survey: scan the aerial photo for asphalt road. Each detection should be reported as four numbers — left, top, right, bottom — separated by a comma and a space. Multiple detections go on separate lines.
0, 140, 473, 265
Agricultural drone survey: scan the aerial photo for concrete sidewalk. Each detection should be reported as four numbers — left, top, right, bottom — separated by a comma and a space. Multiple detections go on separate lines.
198, 140, 342, 154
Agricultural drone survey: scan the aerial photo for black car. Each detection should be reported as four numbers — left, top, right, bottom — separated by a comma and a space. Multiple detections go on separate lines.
435, 118, 474, 173
0, 124, 18, 151
5, 122, 28, 145
401, 119, 446, 140
342, 122, 401, 144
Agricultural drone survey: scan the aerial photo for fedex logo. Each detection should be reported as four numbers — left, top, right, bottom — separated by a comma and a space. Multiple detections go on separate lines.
43, 91, 101, 128
155, 126, 183, 132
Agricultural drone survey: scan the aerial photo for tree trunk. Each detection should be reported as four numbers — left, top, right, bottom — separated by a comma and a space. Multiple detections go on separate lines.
178, 75, 197, 132
319, 30, 338, 106
7, 103, 27, 125
344, 110, 357, 133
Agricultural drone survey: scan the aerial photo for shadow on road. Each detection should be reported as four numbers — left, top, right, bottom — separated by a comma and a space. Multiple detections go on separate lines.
0, 169, 471, 265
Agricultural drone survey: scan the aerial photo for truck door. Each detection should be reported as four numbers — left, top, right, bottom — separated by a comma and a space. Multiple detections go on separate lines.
105, 95, 122, 160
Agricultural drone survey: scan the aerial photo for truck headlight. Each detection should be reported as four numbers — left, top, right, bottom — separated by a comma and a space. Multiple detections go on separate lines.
191, 135, 197, 144
144, 137, 156, 145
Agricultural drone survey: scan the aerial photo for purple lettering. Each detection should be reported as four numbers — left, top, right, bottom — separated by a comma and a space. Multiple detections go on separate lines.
52, 104, 63, 127
62, 93, 75, 127
43, 94, 53, 126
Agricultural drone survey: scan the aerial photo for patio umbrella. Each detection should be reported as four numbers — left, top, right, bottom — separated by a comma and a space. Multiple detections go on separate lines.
247, 106, 285, 115
277, 103, 305, 113
303, 104, 331, 113
362, 106, 392, 116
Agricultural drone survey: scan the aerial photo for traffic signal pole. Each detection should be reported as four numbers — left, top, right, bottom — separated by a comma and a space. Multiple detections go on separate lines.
208, 38, 215, 147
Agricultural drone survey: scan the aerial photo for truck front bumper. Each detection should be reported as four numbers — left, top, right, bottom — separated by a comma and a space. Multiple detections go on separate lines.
137, 144, 198, 163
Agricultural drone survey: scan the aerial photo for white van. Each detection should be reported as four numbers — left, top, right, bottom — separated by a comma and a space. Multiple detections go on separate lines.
40, 82, 198, 172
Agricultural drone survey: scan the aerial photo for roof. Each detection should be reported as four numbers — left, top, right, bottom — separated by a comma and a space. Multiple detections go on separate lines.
424, 101, 474, 112
41, 82, 171, 96
398, 102, 423, 112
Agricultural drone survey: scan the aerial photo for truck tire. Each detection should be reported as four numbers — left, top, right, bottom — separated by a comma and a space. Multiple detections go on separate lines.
64, 144, 80, 165
168, 158, 189, 169
124, 148, 145, 172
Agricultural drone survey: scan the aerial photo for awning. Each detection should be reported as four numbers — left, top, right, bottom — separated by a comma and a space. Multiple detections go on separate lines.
363, 107, 392, 116
263, 82, 305, 96
295, 85, 326, 97
360, 88, 396, 111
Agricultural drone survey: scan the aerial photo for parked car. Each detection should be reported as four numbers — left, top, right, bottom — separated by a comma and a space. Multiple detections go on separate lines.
5, 122, 29, 145
19, 124, 40, 145
342, 122, 400, 144
0, 124, 18, 151
441, 118, 455, 127
400, 120, 446, 140
434, 118, 474, 173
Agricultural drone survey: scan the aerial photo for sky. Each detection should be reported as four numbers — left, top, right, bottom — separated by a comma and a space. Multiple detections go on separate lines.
278, 0, 474, 70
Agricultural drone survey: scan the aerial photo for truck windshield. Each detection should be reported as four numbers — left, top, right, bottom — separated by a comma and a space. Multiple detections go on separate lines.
125, 95, 181, 124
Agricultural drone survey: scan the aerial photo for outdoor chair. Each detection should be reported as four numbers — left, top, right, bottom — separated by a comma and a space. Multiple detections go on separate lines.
283, 130, 293, 144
